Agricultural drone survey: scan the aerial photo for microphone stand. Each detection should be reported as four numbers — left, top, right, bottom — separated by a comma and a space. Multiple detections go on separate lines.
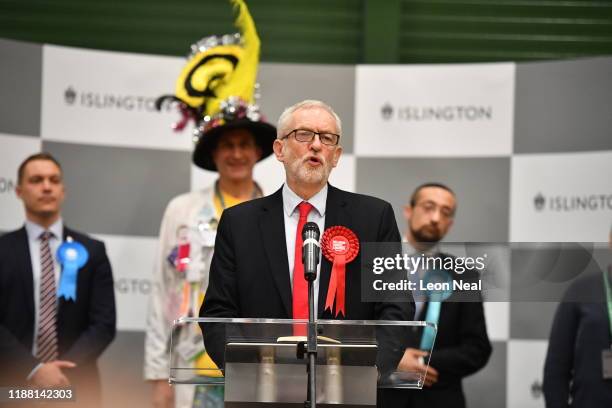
302, 224, 320, 408
305, 269, 317, 408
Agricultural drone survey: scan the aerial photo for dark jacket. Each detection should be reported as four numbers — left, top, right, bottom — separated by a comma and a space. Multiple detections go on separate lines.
543, 271, 612, 408
200, 184, 415, 407
0, 226, 116, 405
401, 254, 492, 408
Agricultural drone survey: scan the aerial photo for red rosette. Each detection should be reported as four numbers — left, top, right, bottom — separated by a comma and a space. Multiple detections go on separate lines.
321, 226, 359, 317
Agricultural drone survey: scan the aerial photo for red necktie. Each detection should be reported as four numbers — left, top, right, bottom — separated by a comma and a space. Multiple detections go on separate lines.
292, 201, 313, 335
37, 231, 59, 362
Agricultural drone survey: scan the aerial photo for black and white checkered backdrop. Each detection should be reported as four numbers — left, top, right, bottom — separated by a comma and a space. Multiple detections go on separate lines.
1, 38, 611, 407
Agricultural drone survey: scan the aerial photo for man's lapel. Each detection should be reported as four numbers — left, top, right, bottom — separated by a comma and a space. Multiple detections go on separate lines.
15, 227, 35, 318
259, 188, 292, 317
318, 184, 352, 317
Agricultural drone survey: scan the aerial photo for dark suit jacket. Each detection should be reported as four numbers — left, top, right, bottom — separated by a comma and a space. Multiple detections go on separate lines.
200, 185, 414, 403
0, 226, 116, 401
543, 271, 612, 408
401, 256, 492, 408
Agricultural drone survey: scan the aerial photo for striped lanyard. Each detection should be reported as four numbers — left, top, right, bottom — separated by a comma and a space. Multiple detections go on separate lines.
214, 180, 262, 211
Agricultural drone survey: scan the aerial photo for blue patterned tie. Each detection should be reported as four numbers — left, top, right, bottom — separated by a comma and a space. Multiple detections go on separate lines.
419, 301, 440, 351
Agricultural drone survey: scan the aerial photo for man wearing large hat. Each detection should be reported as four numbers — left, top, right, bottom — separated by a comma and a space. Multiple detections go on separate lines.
143, 1, 274, 407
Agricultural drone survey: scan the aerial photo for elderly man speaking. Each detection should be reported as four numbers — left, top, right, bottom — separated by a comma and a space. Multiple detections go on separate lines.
200, 100, 414, 406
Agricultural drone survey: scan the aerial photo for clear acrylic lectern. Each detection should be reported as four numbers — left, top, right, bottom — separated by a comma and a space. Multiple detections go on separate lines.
170, 317, 436, 407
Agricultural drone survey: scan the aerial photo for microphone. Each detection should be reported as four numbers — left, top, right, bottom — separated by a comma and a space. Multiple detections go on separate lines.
302, 222, 320, 281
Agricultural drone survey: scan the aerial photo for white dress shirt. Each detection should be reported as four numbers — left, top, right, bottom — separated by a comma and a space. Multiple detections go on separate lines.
25, 218, 63, 356
282, 183, 327, 318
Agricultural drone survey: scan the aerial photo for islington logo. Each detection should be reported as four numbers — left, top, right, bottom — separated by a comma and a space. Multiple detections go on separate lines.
534, 192, 612, 212
381, 103, 394, 120
63, 86, 168, 113
114, 278, 152, 295
534, 193, 546, 211
0, 176, 16, 194
379, 104, 493, 122
530, 380, 543, 399
64, 87, 77, 105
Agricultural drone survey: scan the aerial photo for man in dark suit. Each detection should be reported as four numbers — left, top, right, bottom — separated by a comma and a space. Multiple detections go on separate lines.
200, 100, 414, 403
0, 153, 116, 406
542, 230, 612, 407
397, 183, 491, 408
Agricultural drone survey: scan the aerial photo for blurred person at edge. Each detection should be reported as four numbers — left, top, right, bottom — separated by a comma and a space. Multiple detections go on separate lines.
143, 1, 277, 406
395, 183, 492, 408
543, 226, 612, 407
0, 152, 116, 407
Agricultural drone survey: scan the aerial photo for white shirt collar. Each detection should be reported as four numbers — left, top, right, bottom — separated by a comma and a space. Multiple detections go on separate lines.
25, 218, 63, 241
282, 183, 328, 217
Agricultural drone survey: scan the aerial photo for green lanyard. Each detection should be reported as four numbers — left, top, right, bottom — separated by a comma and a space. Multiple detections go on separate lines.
604, 266, 612, 342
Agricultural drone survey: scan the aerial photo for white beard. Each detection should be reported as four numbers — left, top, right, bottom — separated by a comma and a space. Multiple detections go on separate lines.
286, 157, 331, 186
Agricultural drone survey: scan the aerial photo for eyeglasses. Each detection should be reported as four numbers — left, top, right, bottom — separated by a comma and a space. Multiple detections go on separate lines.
281, 129, 340, 146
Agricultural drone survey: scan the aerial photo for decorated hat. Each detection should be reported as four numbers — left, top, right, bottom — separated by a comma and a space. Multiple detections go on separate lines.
156, 0, 276, 171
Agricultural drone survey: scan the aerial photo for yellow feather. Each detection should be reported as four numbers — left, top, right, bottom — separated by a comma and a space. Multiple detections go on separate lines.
215, 0, 260, 105
173, 0, 260, 117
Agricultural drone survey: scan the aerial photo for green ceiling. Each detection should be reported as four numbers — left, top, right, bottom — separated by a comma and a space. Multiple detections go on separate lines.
1, 0, 611, 63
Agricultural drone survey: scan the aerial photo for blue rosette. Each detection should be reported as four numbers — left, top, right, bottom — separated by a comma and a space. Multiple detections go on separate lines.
56, 238, 89, 301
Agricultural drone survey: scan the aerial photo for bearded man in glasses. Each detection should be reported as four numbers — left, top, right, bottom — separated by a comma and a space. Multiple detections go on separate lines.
200, 99, 414, 407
